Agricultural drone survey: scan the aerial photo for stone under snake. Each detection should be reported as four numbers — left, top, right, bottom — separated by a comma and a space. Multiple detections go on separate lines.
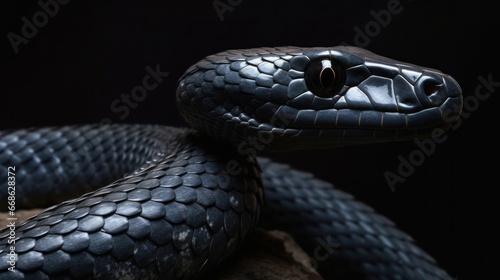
0, 46, 463, 279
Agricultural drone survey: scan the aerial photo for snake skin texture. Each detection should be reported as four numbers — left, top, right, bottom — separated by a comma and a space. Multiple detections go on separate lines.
0, 46, 462, 279
0, 125, 178, 209
259, 158, 450, 279
0, 125, 263, 279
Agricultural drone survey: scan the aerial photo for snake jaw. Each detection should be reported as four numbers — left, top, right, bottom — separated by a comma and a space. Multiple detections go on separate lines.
176, 46, 463, 151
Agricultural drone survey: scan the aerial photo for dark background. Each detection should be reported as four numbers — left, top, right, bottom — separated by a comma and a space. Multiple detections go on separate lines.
1, 0, 497, 279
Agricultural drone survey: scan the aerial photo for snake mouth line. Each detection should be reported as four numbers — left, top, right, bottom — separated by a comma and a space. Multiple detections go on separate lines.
268, 124, 452, 141
266, 94, 461, 129
180, 98, 461, 151
251, 124, 453, 151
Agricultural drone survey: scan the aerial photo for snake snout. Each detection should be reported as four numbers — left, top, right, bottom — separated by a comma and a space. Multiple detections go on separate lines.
414, 71, 463, 124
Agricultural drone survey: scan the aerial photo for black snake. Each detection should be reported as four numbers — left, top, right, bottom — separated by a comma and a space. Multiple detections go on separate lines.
0, 46, 463, 279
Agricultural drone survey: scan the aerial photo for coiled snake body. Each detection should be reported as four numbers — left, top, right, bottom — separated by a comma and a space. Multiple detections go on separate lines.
0, 46, 462, 279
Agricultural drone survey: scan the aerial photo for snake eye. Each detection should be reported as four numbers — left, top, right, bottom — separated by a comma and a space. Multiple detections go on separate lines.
305, 59, 343, 98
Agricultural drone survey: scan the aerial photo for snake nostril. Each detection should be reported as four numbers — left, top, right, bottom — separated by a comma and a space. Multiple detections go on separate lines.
423, 80, 440, 96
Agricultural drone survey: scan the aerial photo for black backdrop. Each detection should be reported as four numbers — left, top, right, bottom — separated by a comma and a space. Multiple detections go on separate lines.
1, 1, 498, 279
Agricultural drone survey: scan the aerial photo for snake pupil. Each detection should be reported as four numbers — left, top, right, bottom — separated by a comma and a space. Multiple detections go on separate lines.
305, 59, 343, 98
320, 66, 336, 89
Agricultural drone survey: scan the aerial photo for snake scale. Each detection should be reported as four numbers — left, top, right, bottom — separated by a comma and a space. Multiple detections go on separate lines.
0, 46, 462, 279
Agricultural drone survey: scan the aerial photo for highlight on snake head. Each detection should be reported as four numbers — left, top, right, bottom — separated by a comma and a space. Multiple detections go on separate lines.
176, 46, 463, 151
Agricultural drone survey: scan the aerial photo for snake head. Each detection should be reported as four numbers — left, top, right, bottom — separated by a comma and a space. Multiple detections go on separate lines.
176, 46, 463, 151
